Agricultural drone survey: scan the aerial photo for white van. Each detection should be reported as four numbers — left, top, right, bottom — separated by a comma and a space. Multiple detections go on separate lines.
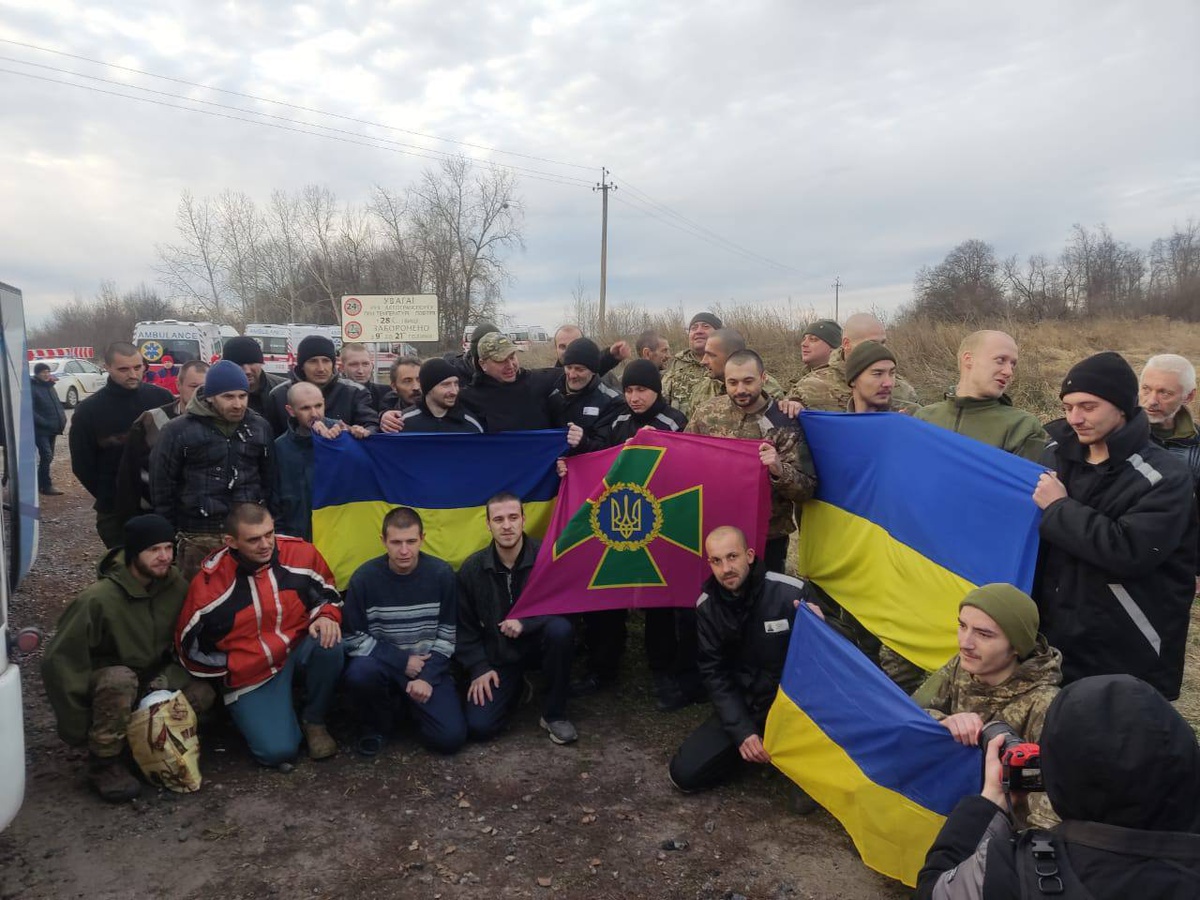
245, 323, 292, 375
507, 324, 550, 348
132, 320, 223, 394
1, 281, 43, 830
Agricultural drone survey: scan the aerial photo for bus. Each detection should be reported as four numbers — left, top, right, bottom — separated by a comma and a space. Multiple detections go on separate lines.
0, 281, 42, 830
132, 320, 223, 395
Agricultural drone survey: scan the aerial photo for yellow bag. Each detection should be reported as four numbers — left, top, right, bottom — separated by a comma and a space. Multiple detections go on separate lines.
127, 691, 202, 793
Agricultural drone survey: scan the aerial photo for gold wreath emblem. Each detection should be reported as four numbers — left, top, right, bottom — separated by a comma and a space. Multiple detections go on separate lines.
589, 482, 663, 552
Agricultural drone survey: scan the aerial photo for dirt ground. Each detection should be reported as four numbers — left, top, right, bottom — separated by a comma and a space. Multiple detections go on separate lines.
0, 445, 908, 900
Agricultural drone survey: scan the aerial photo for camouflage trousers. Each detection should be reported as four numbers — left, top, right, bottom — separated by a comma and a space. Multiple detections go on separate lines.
88, 665, 217, 758
879, 646, 930, 695
176, 531, 226, 582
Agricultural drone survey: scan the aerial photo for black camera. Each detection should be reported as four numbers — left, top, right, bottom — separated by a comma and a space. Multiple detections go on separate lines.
980, 720, 1043, 793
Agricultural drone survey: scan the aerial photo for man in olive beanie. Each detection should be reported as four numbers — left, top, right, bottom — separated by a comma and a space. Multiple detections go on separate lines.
800, 319, 841, 373
1033, 350, 1197, 699
844, 341, 918, 414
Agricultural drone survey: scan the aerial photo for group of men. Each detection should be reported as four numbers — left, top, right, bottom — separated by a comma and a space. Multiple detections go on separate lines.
41, 310, 1198, 849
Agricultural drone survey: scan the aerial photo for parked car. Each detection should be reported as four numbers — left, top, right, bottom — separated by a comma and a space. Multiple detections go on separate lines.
26, 357, 107, 409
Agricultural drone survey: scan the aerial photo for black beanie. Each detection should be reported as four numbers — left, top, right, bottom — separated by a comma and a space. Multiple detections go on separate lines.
296, 335, 337, 369
1060, 351, 1139, 418
469, 321, 500, 357
123, 514, 176, 564
689, 311, 723, 330
419, 357, 458, 395
621, 358, 662, 394
221, 336, 265, 366
562, 337, 601, 372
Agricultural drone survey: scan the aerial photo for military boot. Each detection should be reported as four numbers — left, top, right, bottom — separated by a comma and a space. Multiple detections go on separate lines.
87, 753, 141, 803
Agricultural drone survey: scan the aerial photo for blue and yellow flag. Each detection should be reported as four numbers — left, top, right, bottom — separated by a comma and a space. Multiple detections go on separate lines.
311, 430, 566, 585
796, 411, 1044, 671
764, 607, 979, 887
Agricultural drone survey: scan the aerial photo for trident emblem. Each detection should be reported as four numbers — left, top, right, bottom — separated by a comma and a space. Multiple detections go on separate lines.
609, 492, 643, 540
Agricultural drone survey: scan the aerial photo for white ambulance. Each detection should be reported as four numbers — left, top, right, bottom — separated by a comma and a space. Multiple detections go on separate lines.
132, 320, 223, 394
245, 323, 292, 375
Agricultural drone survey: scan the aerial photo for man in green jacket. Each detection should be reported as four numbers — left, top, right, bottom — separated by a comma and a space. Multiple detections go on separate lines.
915, 330, 1047, 461
42, 515, 215, 802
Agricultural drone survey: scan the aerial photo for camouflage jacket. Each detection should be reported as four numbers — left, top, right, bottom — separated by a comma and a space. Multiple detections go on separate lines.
789, 348, 920, 412
685, 395, 817, 537
661, 349, 709, 418
689, 372, 787, 413
914, 636, 1062, 828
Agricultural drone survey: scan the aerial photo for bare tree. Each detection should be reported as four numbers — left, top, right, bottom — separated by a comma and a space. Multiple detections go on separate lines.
911, 239, 1006, 321
216, 190, 265, 325
154, 191, 229, 320
1002, 253, 1070, 321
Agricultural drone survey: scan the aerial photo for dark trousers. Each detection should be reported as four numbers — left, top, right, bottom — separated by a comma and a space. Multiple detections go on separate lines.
35, 432, 56, 492
342, 655, 467, 755
581, 609, 627, 681
226, 637, 344, 767
763, 535, 790, 574
669, 713, 765, 792
465, 616, 573, 740
95, 510, 124, 550
645, 607, 700, 687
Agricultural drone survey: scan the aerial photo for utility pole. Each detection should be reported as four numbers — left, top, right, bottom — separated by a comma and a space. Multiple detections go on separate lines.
832, 276, 842, 321
594, 168, 616, 333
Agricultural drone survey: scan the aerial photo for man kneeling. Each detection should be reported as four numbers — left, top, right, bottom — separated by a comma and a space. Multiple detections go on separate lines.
176, 504, 344, 768
342, 507, 467, 756
42, 514, 216, 801
669, 526, 822, 791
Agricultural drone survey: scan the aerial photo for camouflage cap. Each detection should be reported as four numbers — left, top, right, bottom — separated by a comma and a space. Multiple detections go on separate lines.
476, 331, 523, 362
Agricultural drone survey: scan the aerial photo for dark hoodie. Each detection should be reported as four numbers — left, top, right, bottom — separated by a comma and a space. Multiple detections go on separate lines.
1035, 411, 1198, 699
916, 675, 1200, 899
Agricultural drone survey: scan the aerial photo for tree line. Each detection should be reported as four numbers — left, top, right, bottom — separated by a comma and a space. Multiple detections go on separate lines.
907, 221, 1200, 322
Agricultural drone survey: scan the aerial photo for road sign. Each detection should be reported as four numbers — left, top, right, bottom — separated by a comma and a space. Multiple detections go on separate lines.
340, 295, 439, 343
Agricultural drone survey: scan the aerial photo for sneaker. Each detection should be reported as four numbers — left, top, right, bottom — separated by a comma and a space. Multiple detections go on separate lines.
87, 754, 141, 803
539, 717, 578, 745
303, 722, 338, 760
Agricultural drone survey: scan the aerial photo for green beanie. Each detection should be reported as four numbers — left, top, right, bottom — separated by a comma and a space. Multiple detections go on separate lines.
845, 340, 896, 386
959, 583, 1039, 658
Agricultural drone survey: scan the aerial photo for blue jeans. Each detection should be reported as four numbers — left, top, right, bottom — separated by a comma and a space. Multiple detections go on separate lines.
342, 654, 467, 755
35, 432, 55, 492
464, 615, 574, 741
226, 637, 344, 766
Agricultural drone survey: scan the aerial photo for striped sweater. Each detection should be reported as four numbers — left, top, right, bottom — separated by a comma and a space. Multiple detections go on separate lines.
342, 553, 458, 686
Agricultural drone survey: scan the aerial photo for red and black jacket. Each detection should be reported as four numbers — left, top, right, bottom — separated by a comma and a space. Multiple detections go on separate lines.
175, 536, 341, 701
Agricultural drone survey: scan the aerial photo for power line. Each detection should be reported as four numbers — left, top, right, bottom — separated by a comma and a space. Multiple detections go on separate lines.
0, 37, 597, 173
0, 66, 593, 190
611, 192, 797, 275
612, 171, 802, 274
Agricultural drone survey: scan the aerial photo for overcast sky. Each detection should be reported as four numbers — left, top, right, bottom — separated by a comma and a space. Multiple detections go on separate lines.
2, 0, 1198, 333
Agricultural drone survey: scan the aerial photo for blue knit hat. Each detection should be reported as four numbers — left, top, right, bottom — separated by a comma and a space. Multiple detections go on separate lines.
204, 359, 250, 397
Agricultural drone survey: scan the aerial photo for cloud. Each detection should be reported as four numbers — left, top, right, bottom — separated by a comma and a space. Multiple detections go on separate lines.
1, 0, 1197, 335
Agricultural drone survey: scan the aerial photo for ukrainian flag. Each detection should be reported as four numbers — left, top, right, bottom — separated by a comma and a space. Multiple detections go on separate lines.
311, 430, 566, 585
796, 411, 1044, 671
764, 606, 980, 887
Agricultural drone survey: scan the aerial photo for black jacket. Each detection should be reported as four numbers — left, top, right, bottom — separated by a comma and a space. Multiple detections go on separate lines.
604, 396, 687, 445
69, 379, 174, 512
32, 376, 66, 436
149, 395, 275, 533
551, 374, 623, 453
247, 370, 287, 421
458, 369, 565, 433
1035, 412, 1198, 699
916, 674, 1200, 899
265, 371, 378, 437
1150, 410, 1200, 577
696, 561, 812, 743
455, 536, 554, 678
398, 402, 484, 434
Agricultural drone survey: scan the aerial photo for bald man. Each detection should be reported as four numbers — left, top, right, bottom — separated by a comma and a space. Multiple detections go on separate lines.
914, 330, 1047, 461
789, 313, 920, 411
668, 526, 823, 792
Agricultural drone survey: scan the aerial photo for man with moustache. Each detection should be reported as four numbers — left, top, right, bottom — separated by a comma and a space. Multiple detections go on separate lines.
221, 336, 287, 420
395, 359, 485, 434
265, 335, 378, 437
689, 328, 787, 413
844, 342, 920, 413
379, 356, 424, 432
635, 330, 672, 371
663, 312, 723, 417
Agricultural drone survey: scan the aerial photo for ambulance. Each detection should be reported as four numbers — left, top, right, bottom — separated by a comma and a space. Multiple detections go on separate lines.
132, 320, 223, 394
245, 323, 292, 375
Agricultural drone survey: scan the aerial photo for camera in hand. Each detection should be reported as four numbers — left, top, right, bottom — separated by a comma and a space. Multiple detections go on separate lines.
980, 720, 1043, 793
